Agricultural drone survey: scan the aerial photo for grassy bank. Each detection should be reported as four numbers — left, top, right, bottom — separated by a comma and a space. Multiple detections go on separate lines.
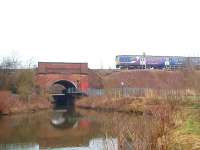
76, 91, 200, 149
76, 94, 194, 114
171, 107, 200, 150
76, 96, 145, 114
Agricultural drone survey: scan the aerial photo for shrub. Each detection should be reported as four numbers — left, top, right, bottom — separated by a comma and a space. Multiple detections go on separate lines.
16, 70, 35, 101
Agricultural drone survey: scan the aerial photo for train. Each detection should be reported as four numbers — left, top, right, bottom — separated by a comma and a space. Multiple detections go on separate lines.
115, 55, 200, 70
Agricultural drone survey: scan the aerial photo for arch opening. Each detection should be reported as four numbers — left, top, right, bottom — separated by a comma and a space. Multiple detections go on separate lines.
50, 80, 77, 94
50, 80, 77, 110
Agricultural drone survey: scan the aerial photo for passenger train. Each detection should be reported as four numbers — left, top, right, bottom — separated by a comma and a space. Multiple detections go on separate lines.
116, 55, 200, 70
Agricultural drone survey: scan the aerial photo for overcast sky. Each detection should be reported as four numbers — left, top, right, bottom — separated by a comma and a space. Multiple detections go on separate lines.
0, 0, 200, 68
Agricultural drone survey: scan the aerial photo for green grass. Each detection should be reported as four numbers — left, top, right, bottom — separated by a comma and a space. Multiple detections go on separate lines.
192, 104, 200, 109
185, 96, 200, 99
171, 109, 200, 150
180, 115, 200, 136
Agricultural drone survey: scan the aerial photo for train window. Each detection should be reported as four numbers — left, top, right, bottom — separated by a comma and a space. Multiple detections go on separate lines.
119, 57, 131, 62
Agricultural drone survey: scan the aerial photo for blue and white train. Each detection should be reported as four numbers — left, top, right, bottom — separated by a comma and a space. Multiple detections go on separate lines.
116, 55, 200, 70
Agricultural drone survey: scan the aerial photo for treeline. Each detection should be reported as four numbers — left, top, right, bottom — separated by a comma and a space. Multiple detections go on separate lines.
0, 54, 36, 100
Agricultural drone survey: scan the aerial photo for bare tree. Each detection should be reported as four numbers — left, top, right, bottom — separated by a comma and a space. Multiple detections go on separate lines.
0, 52, 20, 90
24, 57, 37, 69
0, 52, 20, 72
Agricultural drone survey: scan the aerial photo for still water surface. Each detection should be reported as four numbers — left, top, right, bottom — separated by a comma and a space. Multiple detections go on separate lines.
0, 108, 119, 150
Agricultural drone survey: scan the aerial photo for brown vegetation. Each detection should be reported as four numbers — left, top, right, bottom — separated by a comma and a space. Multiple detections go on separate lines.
0, 91, 10, 114
0, 90, 52, 115
76, 72, 200, 150
90, 69, 200, 90
77, 96, 200, 150
88, 69, 104, 88
77, 96, 182, 150
0, 54, 51, 115
15, 69, 36, 100
76, 96, 145, 113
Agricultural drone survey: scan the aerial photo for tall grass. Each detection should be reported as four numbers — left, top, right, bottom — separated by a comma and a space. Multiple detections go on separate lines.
96, 95, 188, 150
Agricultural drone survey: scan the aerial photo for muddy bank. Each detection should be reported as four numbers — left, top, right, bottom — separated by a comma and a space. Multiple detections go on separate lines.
0, 91, 52, 115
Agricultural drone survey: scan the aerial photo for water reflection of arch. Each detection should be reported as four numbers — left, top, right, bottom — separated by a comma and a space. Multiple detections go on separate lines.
50, 109, 93, 130
51, 109, 78, 129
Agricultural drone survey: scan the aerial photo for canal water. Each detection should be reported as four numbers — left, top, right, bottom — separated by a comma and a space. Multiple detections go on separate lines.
0, 108, 120, 150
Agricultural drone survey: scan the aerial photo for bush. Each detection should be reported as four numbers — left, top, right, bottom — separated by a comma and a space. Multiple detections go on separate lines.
16, 70, 35, 101
0, 56, 36, 101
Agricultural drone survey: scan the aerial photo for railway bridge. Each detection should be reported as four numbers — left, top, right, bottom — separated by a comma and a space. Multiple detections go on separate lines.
36, 62, 89, 108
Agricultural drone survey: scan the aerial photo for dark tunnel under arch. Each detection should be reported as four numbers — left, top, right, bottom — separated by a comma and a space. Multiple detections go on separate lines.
50, 80, 77, 109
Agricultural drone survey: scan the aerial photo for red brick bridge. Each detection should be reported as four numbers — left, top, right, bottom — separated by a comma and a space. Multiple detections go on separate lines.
36, 62, 89, 95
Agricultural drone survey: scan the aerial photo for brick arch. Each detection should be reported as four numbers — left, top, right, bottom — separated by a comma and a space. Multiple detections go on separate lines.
46, 77, 78, 90
52, 79, 78, 89
36, 62, 89, 92
49, 79, 78, 94
37, 74, 78, 89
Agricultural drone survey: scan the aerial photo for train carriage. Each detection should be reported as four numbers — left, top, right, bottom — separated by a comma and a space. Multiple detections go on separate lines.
116, 55, 200, 70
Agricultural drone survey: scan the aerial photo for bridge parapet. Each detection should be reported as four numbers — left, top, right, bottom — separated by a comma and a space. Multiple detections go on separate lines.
38, 62, 88, 75
36, 62, 89, 92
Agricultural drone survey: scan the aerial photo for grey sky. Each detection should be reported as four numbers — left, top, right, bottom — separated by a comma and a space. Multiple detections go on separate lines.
0, 0, 200, 68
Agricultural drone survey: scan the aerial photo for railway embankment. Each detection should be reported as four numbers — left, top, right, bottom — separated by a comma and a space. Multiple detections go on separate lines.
90, 69, 200, 89
85, 69, 200, 113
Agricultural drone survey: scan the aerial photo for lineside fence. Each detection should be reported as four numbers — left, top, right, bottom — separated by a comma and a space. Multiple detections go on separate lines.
85, 88, 200, 100
49, 87, 200, 100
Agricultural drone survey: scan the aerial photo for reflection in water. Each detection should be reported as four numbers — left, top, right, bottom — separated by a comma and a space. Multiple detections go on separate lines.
0, 107, 119, 150
51, 109, 78, 128
0, 143, 39, 150
0, 92, 119, 150
0, 138, 117, 150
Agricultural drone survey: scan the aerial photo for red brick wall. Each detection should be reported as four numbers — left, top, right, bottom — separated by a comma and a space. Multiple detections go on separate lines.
38, 62, 88, 74
36, 62, 89, 91
36, 74, 89, 91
